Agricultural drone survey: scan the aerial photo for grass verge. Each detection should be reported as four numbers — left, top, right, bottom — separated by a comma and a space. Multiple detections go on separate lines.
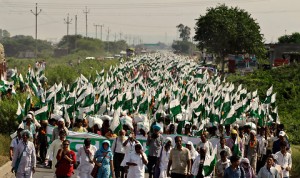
0, 134, 10, 167
291, 145, 300, 177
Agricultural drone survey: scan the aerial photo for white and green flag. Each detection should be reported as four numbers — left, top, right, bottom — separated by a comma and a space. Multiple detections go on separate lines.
203, 146, 217, 176
170, 99, 182, 116
110, 107, 122, 134
34, 105, 48, 121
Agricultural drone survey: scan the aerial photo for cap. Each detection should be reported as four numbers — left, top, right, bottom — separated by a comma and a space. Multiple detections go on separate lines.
279, 131, 286, 137
231, 129, 238, 134
58, 118, 65, 123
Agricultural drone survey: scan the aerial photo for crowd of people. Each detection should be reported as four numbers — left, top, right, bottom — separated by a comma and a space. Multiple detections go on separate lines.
9, 110, 292, 178
6, 54, 292, 178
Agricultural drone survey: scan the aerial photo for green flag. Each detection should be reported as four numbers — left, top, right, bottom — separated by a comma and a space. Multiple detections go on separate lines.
16, 101, 24, 122
34, 105, 48, 121
110, 107, 122, 134
202, 146, 217, 176
170, 99, 182, 116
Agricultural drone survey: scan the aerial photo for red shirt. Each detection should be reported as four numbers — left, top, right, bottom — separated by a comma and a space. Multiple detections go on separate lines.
55, 149, 76, 177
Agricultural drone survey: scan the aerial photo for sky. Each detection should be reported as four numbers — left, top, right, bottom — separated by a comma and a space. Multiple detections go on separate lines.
0, 0, 300, 44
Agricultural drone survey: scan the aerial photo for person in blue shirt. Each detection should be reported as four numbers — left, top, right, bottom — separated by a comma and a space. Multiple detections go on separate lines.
224, 155, 245, 178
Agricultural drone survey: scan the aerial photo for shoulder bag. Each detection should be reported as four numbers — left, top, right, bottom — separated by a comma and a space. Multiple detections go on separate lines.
91, 152, 109, 178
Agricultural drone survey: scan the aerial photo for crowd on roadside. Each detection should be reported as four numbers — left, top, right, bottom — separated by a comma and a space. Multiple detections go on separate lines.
10, 111, 292, 178
6, 54, 291, 178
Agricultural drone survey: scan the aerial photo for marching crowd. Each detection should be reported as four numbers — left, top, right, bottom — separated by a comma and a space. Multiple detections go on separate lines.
9, 111, 292, 178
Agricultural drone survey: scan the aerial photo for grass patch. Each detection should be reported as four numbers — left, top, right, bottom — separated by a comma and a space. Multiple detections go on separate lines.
291, 145, 300, 177
0, 134, 10, 167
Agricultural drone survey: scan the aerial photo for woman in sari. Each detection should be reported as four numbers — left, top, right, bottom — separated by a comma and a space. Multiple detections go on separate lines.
93, 140, 115, 178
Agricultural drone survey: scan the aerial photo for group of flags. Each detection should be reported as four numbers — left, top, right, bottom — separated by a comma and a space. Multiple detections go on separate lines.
0, 53, 281, 176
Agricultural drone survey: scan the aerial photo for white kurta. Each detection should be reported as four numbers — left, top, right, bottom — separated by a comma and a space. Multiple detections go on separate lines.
11, 141, 36, 178
124, 152, 148, 178
158, 147, 172, 178
76, 145, 97, 178
45, 139, 63, 171
121, 140, 139, 166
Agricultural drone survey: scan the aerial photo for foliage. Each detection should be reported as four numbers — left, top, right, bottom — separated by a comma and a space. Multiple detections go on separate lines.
227, 64, 300, 144
0, 29, 10, 39
0, 93, 28, 134
0, 35, 53, 57
291, 145, 300, 177
172, 40, 196, 55
278, 32, 300, 44
194, 4, 266, 72
176, 24, 191, 41
0, 134, 10, 167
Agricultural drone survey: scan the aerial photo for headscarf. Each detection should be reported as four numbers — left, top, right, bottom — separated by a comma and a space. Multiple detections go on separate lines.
21, 129, 32, 138
99, 140, 111, 153
186, 141, 199, 160
240, 158, 253, 178
152, 124, 161, 131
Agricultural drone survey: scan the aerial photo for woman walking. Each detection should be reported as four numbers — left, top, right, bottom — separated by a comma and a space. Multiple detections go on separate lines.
55, 140, 76, 178
93, 140, 115, 178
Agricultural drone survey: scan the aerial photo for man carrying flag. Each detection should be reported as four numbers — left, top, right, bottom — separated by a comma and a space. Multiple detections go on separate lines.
226, 129, 243, 157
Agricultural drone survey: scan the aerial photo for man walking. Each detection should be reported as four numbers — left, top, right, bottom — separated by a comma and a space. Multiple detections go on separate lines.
111, 130, 127, 178
11, 130, 36, 178
146, 124, 163, 178
167, 136, 191, 178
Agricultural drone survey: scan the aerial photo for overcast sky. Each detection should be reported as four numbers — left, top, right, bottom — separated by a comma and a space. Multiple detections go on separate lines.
1, 0, 300, 44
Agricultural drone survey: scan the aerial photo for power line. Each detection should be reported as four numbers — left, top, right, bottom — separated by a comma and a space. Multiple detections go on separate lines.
30, 3, 42, 60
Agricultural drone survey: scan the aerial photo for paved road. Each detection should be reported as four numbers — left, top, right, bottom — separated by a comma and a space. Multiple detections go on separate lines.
2, 163, 149, 178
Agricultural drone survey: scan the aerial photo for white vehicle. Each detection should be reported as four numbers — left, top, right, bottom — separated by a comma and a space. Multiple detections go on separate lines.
85, 56, 95, 60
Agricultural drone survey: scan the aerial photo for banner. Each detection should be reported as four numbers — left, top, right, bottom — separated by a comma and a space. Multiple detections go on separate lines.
47, 126, 201, 154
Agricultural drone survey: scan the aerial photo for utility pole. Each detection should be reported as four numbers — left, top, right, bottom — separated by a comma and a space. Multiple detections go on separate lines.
100, 24, 104, 41
107, 27, 111, 53
64, 13, 72, 36
114, 32, 117, 42
75, 15, 77, 35
119, 32, 122, 41
83, 6, 90, 37
94, 24, 100, 39
30, 3, 42, 60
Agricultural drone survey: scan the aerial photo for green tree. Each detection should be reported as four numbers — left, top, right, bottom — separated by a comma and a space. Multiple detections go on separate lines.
176, 24, 191, 41
194, 4, 265, 72
172, 40, 195, 54
0, 29, 10, 40
278, 32, 300, 44
1, 35, 53, 57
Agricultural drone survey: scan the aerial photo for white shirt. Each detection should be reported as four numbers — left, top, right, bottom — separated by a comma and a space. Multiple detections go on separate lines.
216, 159, 230, 177
258, 166, 280, 178
11, 141, 36, 174
124, 140, 139, 155
77, 145, 97, 173
124, 152, 148, 178
10, 137, 22, 148
46, 139, 63, 171
216, 144, 232, 160
191, 155, 210, 177
275, 151, 292, 177
111, 136, 127, 154
158, 147, 172, 171
197, 140, 213, 156
257, 135, 267, 155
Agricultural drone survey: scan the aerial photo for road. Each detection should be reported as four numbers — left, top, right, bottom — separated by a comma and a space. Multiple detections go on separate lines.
2, 163, 149, 178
